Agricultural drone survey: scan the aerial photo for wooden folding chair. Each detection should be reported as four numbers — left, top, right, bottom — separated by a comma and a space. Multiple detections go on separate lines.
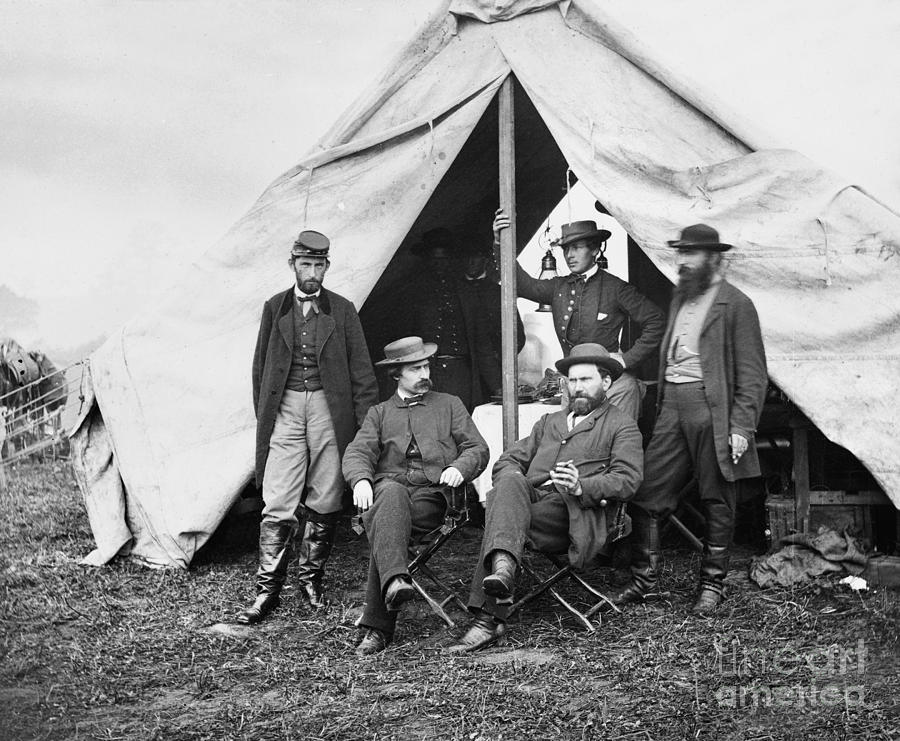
406, 484, 476, 628
504, 550, 620, 632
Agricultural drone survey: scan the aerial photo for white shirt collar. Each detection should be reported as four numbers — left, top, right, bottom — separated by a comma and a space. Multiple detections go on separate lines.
573, 263, 599, 281
294, 285, 321, 300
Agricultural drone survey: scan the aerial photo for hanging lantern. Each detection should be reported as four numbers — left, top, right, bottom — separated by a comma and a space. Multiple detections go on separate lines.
537, 249, 557, 312
596, 240, 609, 270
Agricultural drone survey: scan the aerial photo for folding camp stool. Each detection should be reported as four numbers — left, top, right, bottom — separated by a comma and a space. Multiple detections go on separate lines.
406, 484, 477, 628
502, 549, 620, 632
501, 502, 633, 632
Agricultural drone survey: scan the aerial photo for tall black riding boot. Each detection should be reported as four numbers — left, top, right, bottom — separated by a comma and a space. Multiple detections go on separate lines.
608, 507, 661, 607
693, 500, 734, 614
296, 514, 338, 610
236, 520, 294, 624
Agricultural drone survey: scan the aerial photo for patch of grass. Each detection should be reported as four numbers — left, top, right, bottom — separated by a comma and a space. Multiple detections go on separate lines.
1, 462, 899, 740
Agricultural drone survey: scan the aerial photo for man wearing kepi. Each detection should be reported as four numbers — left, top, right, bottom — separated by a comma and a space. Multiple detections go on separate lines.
342, 337, 489, 655
237, 229, 378, 624
452, 343, 644, 651
608, 224, 767, 614
493, 209, 664, 420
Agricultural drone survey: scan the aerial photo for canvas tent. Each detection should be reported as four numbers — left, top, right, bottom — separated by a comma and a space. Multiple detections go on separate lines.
71, 0, 900, 568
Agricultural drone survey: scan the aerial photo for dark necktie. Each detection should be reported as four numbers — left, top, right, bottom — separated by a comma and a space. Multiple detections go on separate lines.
404, 394, 424, 406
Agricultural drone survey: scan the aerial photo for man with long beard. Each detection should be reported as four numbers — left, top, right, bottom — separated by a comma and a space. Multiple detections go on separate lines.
451, 343, 644, 651
608, 223, 767, 614
343, 336, 489, 655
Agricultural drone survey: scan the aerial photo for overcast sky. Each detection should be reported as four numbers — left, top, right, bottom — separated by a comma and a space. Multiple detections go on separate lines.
3, 0, 899, 363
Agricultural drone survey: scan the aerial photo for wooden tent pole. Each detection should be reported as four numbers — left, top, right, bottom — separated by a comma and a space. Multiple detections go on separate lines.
498, 76, 518, 448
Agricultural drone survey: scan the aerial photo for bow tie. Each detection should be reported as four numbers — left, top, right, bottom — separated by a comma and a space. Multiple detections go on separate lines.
296, 295, 320, 314
404, 394, 424, 406
568, 273, 587, 284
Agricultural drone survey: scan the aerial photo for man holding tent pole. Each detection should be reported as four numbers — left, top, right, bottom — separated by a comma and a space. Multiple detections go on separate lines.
492, 209, 664, 421
608, 224, 767, 614
237, 230, 378, 624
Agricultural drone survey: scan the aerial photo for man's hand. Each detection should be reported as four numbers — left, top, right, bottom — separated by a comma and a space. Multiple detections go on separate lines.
353, 480, 374, 511
439, 466, 464, 488
493, 207, 510, 244
610, 352, 626, 369
549, 460, 582, 497
729, 433, 749, 464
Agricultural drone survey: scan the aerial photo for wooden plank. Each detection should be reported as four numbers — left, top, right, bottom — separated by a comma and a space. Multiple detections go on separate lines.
498, 76, 518, 449
792, 425, 810, 532
808, 490, 890, 506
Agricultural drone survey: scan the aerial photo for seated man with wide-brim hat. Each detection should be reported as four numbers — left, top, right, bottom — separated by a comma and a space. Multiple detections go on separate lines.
342, 336, 489, 655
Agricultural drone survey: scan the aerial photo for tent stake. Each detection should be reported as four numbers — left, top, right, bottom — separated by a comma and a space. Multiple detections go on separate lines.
498, 76, 519, 449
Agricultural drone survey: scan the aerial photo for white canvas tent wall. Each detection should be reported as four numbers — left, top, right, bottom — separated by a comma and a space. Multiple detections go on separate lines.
71, 0, 900, 568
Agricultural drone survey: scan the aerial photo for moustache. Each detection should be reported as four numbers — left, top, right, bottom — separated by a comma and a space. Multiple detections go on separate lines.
415, 378, 433, 390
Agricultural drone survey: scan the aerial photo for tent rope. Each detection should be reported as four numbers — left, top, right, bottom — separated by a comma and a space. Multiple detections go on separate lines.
588, 117, 597, 160
816, 217, 832, 286
302, 166, 315, 228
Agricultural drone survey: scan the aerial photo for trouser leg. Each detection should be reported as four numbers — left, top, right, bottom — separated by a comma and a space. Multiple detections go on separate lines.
238, 390, 307, 622
676, 385, 737, 595
294, 391, 343, 607
468, 472, 568, 619
611, 391, 693, 603
606, 371, 644, 422
359, 480, 445, 634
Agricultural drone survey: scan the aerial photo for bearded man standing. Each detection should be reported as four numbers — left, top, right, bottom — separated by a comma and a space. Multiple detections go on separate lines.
452, 343, 644, 651
237, 230, 378, 624
609, 224, 767, 614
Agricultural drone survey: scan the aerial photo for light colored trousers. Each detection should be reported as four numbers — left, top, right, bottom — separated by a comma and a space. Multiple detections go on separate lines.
261, 388, 342, 526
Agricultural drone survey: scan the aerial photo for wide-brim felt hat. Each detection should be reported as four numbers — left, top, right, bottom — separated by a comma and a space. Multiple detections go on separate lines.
557, 220, 612, 247
375, 336, 438, 366
411, 227, 460, 257
667, 223, 732, 252
555, 342, 623, 381
291, 229, 331, 257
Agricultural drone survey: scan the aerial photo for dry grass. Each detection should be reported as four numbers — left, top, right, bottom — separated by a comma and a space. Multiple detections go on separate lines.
1, 462, 898, 740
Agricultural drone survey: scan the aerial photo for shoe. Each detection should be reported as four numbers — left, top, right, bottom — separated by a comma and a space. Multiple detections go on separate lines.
604, 581, 652, 610
236, 594, 280, 625
356, 628, 391, 656
384, 576, 415, 612
691, 587, 722, 615
482, 550, 516, 600
296, 517, 338, 611
449, 612, 506, 653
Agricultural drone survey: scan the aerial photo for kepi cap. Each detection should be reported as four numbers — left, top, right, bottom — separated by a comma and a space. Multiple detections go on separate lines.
291, 229, 330, 258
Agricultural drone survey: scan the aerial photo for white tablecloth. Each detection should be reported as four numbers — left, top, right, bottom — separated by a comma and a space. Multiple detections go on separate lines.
471, 401, 559, 499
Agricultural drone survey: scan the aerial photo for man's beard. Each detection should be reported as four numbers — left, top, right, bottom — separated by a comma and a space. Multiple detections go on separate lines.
299, 278, 321, 294
570, 391, 604, 416
413, 378, 433, 393
675, 259, 715, 300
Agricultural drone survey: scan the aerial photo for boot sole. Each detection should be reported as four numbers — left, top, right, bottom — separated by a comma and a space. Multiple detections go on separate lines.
482, 575, 513, 600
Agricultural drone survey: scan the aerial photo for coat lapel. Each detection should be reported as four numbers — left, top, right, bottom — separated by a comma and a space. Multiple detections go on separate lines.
700, 281, 728, 336
277, 289, 294, 350
316, 289, 335, 359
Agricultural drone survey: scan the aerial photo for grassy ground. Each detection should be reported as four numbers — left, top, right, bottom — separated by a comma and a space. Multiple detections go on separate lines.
1, 462, 898, 740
